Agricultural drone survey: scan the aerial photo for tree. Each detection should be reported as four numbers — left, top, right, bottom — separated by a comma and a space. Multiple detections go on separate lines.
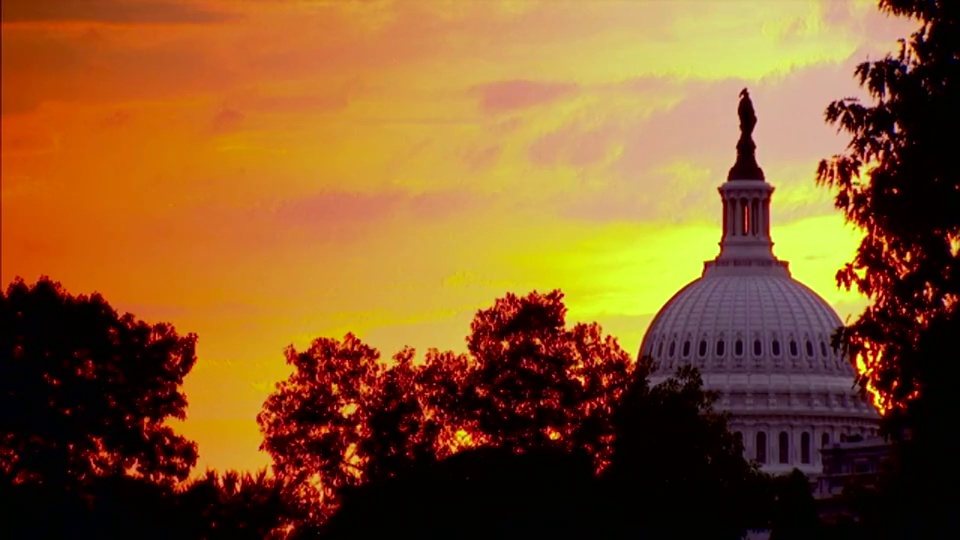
258, 289, 633, 526
318, 361, 765, 539
176, 469, 296, 539
0, 277, 198, 489
816, 0, 960, 535
769, 469, 821, 540
317, 446, 604, 540
257, 335, 446, 521
462, 290, 633, 468
604, 363, 766, 539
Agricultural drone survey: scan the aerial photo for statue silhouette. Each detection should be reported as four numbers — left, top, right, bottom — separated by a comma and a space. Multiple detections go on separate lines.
738, 88, 756, 139
728, 88, 765, 181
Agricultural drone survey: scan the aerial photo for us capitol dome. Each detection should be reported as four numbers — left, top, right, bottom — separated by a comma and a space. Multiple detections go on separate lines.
639, 89, 880, 476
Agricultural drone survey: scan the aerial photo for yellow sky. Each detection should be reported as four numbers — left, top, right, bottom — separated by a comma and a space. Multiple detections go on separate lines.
1, 0, 915, 473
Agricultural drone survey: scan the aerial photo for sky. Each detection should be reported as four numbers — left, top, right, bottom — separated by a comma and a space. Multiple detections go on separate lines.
1, 0, 917, 474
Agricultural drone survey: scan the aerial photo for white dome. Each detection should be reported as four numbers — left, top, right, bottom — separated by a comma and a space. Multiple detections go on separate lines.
638, 91, 879, 476
642, 273, 853, 379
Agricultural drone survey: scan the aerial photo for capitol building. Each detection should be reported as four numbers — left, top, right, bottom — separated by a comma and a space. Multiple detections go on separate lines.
639, 90, 880, 477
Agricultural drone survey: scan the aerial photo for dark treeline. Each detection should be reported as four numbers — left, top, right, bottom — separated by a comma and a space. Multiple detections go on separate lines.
2, 279, 818, 539
3, 0, 958, 537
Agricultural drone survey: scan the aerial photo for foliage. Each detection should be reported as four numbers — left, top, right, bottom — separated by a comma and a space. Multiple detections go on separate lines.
258, 289, 634, 525
0, 277, 198, 488
257, 335, 450, 520
817, 0, 960, 422
768, 469, 821, 540
604, 363, 766, 538
316, 446, 603, 540
316, 365, 763, 540
178, 469, 296, 539
462, 290, 633, 464
817, 0, 960, 535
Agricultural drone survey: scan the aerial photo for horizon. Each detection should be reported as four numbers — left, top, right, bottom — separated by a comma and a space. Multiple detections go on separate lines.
0, 0, 916, 475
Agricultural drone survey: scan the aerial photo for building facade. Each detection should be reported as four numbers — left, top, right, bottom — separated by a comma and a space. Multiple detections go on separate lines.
638, 90, 880, 476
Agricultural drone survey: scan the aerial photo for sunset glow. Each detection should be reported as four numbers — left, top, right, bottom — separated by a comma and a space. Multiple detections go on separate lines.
1, 0, 915, 474
855, 350, 888, 416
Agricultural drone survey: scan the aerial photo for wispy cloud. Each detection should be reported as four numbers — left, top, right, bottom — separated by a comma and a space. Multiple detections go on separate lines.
472, 80, 578, 114
1, 0, 239, 25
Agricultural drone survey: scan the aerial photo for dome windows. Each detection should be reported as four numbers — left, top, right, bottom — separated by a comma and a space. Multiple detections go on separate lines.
698, 340, 707, 357
669, 342, 676, 357
789, 340, 799, 357
806, 341, 814, 357
657, 341, 664, 358
735, 339, 744, 356
771, 340, 781, 356
778, 432, 789, 464
716, 339, 725, 356
682, 340, 691, 357
753, 339, 762, 356
821, 342, 829, 357
755, 432, 767, 463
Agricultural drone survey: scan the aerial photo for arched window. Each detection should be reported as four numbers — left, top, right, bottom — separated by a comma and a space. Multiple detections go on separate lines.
657, 342, 664, 357
779, 432, 789, 464
742, 201, 750, 236
698, 340, 707, 357
821, 433, 830, 448
735, 339, 744, 356
716, 340, 725, 356
772, 340, 781, 356
821, 342, 829, 357
756, 432, 767, 463
753, 339, 762, 356
682, 341, 691, 357
789, 340, 799, 356
801, 432, 811, 464
806, 341, 814, 357
669, 342, 676, 357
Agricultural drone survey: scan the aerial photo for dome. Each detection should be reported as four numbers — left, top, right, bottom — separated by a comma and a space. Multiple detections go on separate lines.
643, 274, 855, 380
638, 89, 879, 476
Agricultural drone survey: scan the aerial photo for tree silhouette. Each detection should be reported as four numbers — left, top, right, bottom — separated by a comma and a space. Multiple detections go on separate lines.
257, 335, 444, 522
604, 363, 766, 538
0, 277, 198, 490
318, 363, 765, 539
177, 469, 296, 539
816, 0, 960, 535
769, 469, 821, 540
258, 289, 633, 528
462, 290, 633, 467
316, 446, 603, 540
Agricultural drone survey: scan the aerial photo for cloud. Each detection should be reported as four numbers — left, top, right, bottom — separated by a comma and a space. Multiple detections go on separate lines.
462, 145, 502, 172
0, 26, 238, 115
209, 105, 245, 134
254, 189, 490, 245
527, 51, 899, 226
528, 121, 620, 169
1, 0, 238, 25
472, 80, 578, 114
100, 110, 132, 129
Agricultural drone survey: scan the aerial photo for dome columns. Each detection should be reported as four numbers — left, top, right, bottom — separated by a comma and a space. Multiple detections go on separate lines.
716, 180, 776, 263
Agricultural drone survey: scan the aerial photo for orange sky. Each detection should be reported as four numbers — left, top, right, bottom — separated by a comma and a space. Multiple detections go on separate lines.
1, 0, 915, 474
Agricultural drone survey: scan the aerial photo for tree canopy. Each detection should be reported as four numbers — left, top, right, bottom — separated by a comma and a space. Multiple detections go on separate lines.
604, 364, 767, 538
257, 290, 633, 520
817, 0, 960, 423
0, 277, 199, 488
817, 0, 960, 535
259, 289, 768, 536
